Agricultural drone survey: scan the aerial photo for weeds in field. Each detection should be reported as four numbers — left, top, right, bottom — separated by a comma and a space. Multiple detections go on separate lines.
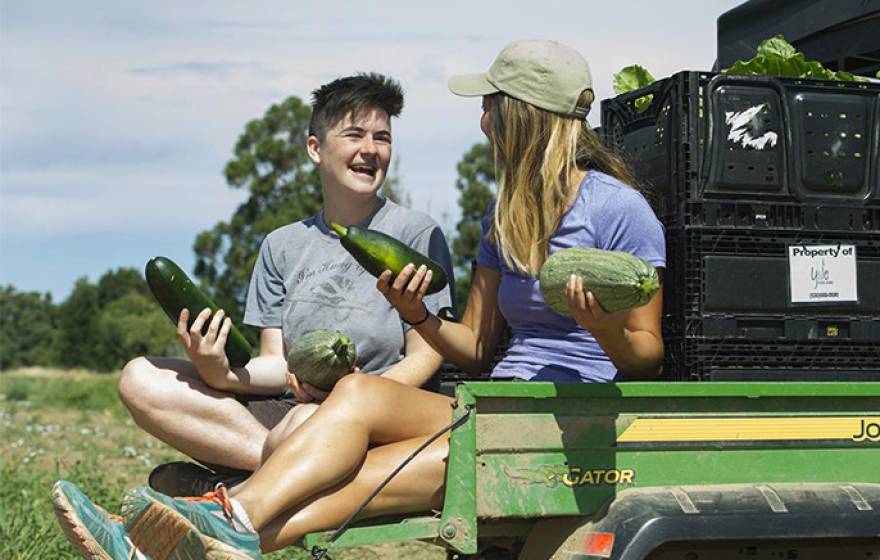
0, 371, 438, 559
0, 458, 128, 559
0, 372, 127, 416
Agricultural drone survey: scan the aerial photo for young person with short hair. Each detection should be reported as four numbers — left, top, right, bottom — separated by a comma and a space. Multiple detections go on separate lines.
52, 72, 455, 560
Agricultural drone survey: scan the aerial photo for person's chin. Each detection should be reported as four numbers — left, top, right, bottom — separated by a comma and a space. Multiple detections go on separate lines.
342, 180, 382, 197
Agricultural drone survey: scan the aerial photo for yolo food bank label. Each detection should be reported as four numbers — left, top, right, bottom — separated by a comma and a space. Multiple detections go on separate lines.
788, 244, 858, 304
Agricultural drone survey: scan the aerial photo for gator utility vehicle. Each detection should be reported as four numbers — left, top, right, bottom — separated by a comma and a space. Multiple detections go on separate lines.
302, 382, 880, 559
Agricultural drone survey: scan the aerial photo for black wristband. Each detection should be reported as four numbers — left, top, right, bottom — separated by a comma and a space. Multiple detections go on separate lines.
403, 306, 431, 327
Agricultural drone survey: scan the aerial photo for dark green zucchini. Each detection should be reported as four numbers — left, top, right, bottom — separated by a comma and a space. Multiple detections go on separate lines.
328, 221, 448, 295
145, 256, 253, 367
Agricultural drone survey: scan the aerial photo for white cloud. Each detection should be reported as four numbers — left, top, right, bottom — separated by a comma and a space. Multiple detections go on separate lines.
1, 164, 246, 237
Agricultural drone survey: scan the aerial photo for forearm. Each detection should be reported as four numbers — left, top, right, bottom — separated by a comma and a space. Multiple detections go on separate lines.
593, 327, 664, 379
381, 348, 443, 387
203, 354, 289, 395
378, 264, 503, 376
412, 315, 496, 376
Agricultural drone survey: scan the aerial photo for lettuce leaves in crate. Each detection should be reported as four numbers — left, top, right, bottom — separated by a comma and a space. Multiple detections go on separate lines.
612, 65, 656, 113
612, 36, 867, 113
724, 35, 866, 82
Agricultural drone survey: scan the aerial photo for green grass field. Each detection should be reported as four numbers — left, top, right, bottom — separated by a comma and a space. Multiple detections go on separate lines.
0, 368, 442, 560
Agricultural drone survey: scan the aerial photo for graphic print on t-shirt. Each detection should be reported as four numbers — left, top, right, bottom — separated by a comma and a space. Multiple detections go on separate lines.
298, 273, 371, 322
284, 261, 376, 334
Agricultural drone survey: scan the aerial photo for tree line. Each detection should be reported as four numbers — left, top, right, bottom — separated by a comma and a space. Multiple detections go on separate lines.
1, 96, 495, 372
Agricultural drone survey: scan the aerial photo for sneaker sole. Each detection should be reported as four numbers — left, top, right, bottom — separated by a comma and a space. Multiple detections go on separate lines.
51, 482, 116, 560
122, 489, 255, 560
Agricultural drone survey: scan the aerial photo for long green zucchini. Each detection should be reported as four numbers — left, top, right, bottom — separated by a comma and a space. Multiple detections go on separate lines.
328, 222, 448, 295
145, 257, 253, 367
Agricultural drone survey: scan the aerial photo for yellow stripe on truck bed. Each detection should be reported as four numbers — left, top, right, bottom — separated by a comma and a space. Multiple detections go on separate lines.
617, 416, 880, 443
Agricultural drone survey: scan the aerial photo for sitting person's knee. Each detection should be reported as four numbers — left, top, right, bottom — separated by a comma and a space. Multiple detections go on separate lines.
262, 427, 283, 460
262, 403, 318, 460
332, 371, 376, 400
118, 357, 155, 407
289, 403, 318, 429
119, 357, 190, 415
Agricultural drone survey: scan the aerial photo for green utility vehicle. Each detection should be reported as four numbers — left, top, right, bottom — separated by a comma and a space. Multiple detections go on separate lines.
303, 382, 880, 559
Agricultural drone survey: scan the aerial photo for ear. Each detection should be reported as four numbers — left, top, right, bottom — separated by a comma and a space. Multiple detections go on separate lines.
306, 135, 321, 165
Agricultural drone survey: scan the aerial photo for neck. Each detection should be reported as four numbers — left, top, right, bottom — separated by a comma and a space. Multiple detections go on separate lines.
322, 190, 383, 227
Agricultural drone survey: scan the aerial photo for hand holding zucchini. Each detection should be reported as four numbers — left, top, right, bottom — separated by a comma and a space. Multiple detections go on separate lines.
327, 221, 448, 295
539, 248, 660, 315
286, 330, 358, 391
145, 256, 254, 367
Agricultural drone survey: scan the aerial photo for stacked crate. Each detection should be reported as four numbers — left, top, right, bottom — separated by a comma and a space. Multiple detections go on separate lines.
601, 71, 880, 380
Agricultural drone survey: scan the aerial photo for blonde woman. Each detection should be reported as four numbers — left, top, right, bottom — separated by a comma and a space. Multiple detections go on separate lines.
72, 40, 665, 559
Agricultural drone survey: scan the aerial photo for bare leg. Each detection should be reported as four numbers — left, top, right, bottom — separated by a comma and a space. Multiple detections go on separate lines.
118, 356, 268, 472
225, 403, 320, 497
259, 434, 448, 552
261, 403, 319, 463
235, 373, 453, 529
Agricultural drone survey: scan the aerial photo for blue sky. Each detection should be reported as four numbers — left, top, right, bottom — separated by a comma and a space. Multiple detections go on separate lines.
1, 0, 743, 301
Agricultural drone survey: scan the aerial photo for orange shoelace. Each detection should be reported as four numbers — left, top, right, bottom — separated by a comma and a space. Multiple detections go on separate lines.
183, 484, 235, 521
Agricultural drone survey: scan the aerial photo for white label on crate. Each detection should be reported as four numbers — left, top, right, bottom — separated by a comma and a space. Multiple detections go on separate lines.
788, 244, 858, 303
726, 104, 778, 150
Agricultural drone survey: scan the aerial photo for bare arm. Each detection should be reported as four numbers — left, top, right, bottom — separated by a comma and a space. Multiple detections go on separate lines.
177, 307, 288, 394
377, 264, 507, 376
223, 328, 290, 394
565, 270, 665, 379
379, 328, 443, 387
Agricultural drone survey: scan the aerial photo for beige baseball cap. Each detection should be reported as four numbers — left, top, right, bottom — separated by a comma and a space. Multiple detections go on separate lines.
448, 39, 593, 118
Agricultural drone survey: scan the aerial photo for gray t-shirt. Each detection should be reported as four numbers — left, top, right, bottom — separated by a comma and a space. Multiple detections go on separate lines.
244, 199, 455, 377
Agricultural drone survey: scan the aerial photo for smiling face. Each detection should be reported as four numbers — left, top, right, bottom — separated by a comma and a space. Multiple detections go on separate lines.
307, 108, 392, 198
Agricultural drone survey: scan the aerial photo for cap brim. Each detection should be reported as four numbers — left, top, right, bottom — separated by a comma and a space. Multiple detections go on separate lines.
448, 73, 499, 97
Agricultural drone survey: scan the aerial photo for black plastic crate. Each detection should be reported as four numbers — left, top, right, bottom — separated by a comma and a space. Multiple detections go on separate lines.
601, 71, 880, 215
663, 200, 880, 233
438, 328, 510, 384
664, 227, 880, 321
661, 226, 880, 380
664, 337, 880, 382
668, 315, 880, 341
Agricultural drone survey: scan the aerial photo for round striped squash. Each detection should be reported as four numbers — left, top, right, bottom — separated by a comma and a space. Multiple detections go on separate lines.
539, 248, 660, 315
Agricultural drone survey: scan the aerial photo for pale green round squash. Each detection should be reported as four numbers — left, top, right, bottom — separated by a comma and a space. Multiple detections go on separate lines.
539, 247, 660, 315
287, 330, 357, 391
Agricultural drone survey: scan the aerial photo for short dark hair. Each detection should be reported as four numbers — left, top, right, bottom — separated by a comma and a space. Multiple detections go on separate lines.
308, 73, 404, 139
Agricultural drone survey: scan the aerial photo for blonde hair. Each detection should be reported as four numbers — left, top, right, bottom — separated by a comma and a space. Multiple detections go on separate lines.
488, 90, 644, 276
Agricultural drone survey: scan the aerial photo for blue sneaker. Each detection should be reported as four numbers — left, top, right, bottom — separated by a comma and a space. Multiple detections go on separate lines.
122, 484, 262, 560
51, 480, 150, 560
